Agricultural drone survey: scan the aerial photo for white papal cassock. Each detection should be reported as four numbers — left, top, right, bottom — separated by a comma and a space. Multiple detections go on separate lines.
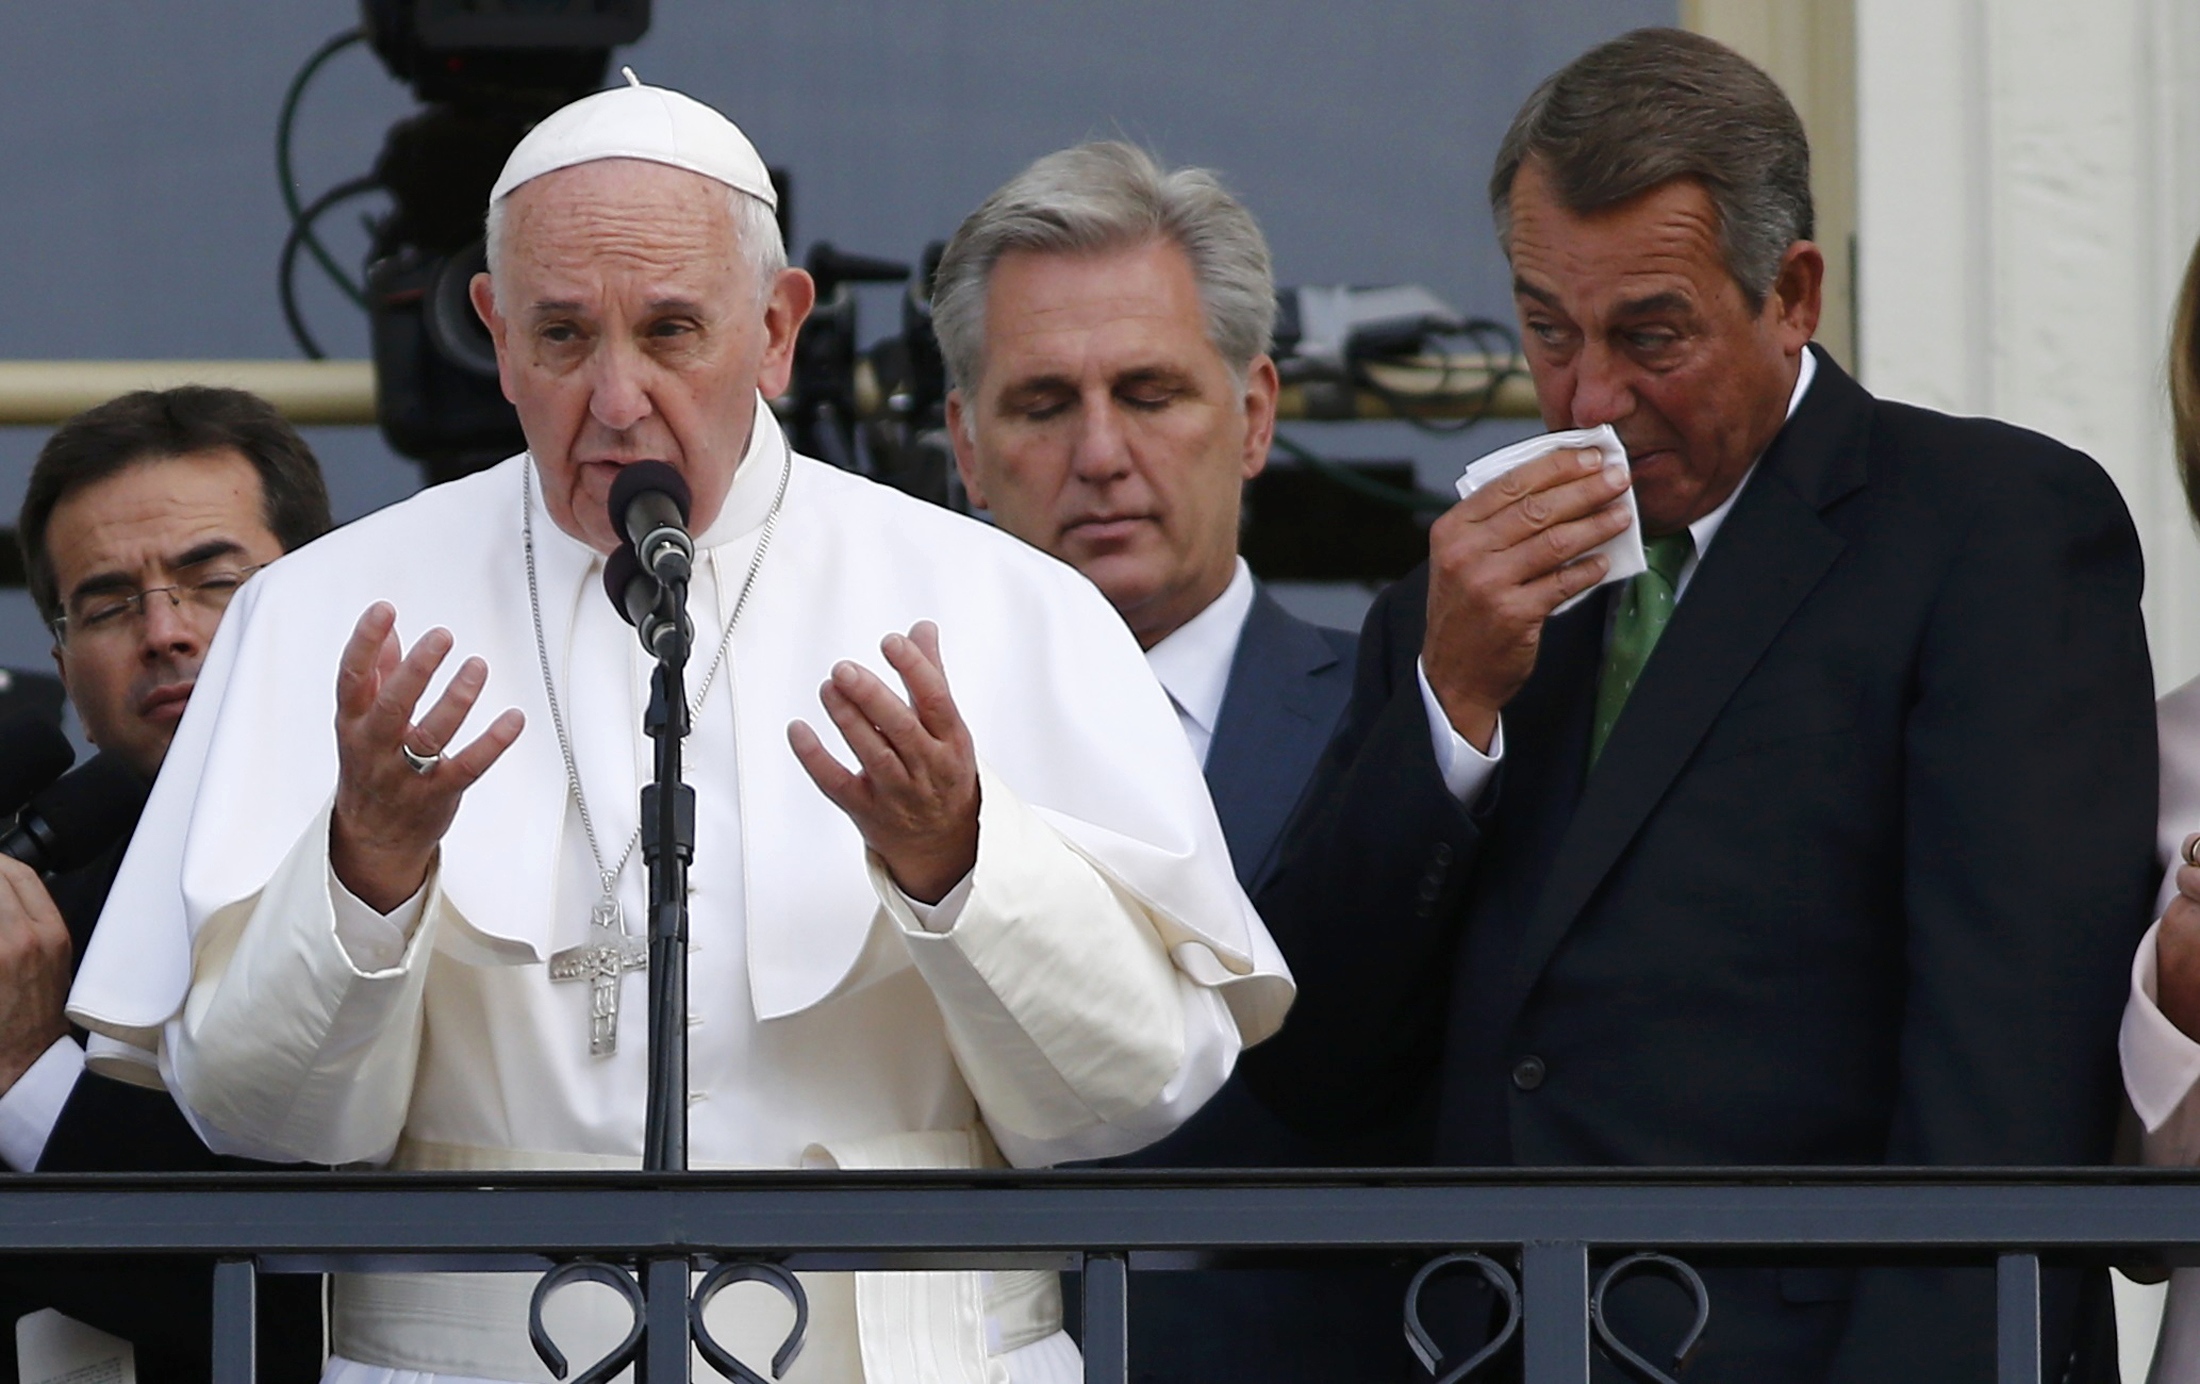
65, 407, 1293, 1384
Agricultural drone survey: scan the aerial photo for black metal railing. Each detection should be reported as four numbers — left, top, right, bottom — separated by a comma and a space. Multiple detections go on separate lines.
7, 1166, 2197, 1384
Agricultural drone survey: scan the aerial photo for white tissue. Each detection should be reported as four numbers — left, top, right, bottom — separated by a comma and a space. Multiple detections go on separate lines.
1454, 423, 1645, 614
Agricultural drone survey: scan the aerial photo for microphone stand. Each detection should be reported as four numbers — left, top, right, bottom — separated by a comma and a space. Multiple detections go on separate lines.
536, 522, 810, 1384
638, 577, 693, 1175
636, 576, 694, 1384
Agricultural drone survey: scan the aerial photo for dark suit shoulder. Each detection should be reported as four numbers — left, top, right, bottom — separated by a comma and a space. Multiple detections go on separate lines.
1234, 583, 1356, 677
1353, 563, 1431, 690
1865, 398, 2136, 534
1243, 586, 1357, 718
1370, 562, 1432, 626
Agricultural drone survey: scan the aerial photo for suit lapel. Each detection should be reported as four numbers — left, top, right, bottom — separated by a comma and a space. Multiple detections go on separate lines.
1204, 587, 1347, 888
1500, 350, 1873, 1013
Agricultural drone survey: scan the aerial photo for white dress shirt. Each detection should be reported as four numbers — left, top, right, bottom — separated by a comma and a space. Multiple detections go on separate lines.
0, 1035, 82, 1171
1419, 350, 1819, 800
1143, 559, 1257, 769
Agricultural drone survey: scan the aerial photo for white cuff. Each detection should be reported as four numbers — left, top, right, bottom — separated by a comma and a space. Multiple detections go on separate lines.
0, 1036, 83, 1171
900, 871, 976, 935
330, 867, 429, 975
2123, 917, 2200, 1132
83, 1033, 163, 1091
1418, 658, 1503, 803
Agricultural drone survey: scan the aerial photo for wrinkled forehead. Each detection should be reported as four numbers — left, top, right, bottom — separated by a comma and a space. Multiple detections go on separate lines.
49, 452, 274, 579
1506, 167, 1733, 305
498, 159, 744, 296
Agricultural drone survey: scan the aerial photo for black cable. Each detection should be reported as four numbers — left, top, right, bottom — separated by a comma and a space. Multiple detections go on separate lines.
280, 176, 384, 359
1351, 317, 1525, 436
1269, 431, 1455, 515
277, 29, 370, 309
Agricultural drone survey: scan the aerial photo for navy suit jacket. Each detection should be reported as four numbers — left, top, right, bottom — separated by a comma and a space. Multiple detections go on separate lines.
1126, 584, 1357, 1169
1203, 585, 1357, 894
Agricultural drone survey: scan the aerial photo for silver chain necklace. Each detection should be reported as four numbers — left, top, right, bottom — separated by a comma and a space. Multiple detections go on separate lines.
524, 453, 789, 1054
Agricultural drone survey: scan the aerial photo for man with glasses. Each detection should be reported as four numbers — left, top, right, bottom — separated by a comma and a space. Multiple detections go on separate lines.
21, 387, 330, 784
2, 384, 331, 1383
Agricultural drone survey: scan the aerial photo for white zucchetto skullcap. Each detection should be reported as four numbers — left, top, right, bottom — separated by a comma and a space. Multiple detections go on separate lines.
488, 67, 776, 210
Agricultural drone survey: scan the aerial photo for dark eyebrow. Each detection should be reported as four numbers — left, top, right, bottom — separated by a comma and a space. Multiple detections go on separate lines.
1613, 291, 1692, 319
65, 539, 250, 605
1113, 366, 1198, 391
995, 371, 1077, 400
172, 538, 249, 570
66, 570, 139, 603
1513, 277, 1561, 310
995, 365, 1199, 405
526, 299, 586, 318
1514, 278, 1693, 322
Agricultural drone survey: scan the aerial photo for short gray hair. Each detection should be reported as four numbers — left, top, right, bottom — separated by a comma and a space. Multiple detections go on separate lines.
932, 141, 1275, 399
1490, 27, 1813, 307
482, 171, 787, 309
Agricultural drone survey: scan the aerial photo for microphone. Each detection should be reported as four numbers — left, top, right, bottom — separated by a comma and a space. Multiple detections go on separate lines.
609, 462, 695, 585
604, 543, 659, 630
0, 714, 75, 820
2, 753, 149, 875
604, 544, 691, 663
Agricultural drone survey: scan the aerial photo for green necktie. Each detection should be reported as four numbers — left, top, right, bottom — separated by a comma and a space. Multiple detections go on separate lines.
1589, 531, 1695, 766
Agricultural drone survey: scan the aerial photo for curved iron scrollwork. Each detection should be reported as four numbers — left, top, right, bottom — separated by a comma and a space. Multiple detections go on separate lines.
1590, 1252, 1711, 1384
527, 1258, 809, 1384
690, 1259, 809, 1384
1403, 1251, 1523, 1384
528, 1260, 647, 1384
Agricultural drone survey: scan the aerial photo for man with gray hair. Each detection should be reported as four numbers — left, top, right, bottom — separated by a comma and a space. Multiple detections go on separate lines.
936, 141, 1354, 916
935, 142, 1398, 1383
1244, 27, 2154, 1381
69, 81, 1291, 1384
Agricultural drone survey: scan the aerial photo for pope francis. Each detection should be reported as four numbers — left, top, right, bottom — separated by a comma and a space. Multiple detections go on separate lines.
65, 76, 1292, 1384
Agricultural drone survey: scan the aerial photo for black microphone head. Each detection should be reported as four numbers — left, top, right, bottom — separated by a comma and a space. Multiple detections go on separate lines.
603, 544, 658, 629
0, 714, 74, 819
19, 752, 148, 875
608, 461, 690, 530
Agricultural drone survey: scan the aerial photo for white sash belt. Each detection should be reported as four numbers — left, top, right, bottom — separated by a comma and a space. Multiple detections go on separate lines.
332, 1135, 1069, 1384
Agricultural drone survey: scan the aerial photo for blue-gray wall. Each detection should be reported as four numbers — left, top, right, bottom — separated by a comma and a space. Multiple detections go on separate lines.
0, 0, 1672, 666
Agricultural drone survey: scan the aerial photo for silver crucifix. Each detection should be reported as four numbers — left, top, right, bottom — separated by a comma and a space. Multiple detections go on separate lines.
548, 896, 650, 1056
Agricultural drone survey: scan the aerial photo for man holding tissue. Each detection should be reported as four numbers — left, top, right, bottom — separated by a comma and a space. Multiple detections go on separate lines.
1244, 27, 2156, 1383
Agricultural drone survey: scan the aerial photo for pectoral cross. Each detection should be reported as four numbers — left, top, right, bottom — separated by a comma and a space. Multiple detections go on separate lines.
548, 895, 650, 1056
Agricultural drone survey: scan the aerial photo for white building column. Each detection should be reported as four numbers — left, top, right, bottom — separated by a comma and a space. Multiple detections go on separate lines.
1856, 0, 2200, 689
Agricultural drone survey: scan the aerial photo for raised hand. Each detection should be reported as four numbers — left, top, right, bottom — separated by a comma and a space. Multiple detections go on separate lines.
0, 857, 71, 1093
330, 602, 525, 914
1423, 445, 1634, 750
788, 621, 979, 905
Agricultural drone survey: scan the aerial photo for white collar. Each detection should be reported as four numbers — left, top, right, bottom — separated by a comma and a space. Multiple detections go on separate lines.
1143, 558, 1257, 743
694, 399, 787, 549
1683, 348, 1818, 566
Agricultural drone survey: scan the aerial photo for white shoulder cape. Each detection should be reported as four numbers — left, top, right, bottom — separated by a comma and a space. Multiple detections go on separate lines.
67, 424, 1292, 1051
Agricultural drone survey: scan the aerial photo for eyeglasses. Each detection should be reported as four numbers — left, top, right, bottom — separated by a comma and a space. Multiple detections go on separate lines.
51, 565, 263, 643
